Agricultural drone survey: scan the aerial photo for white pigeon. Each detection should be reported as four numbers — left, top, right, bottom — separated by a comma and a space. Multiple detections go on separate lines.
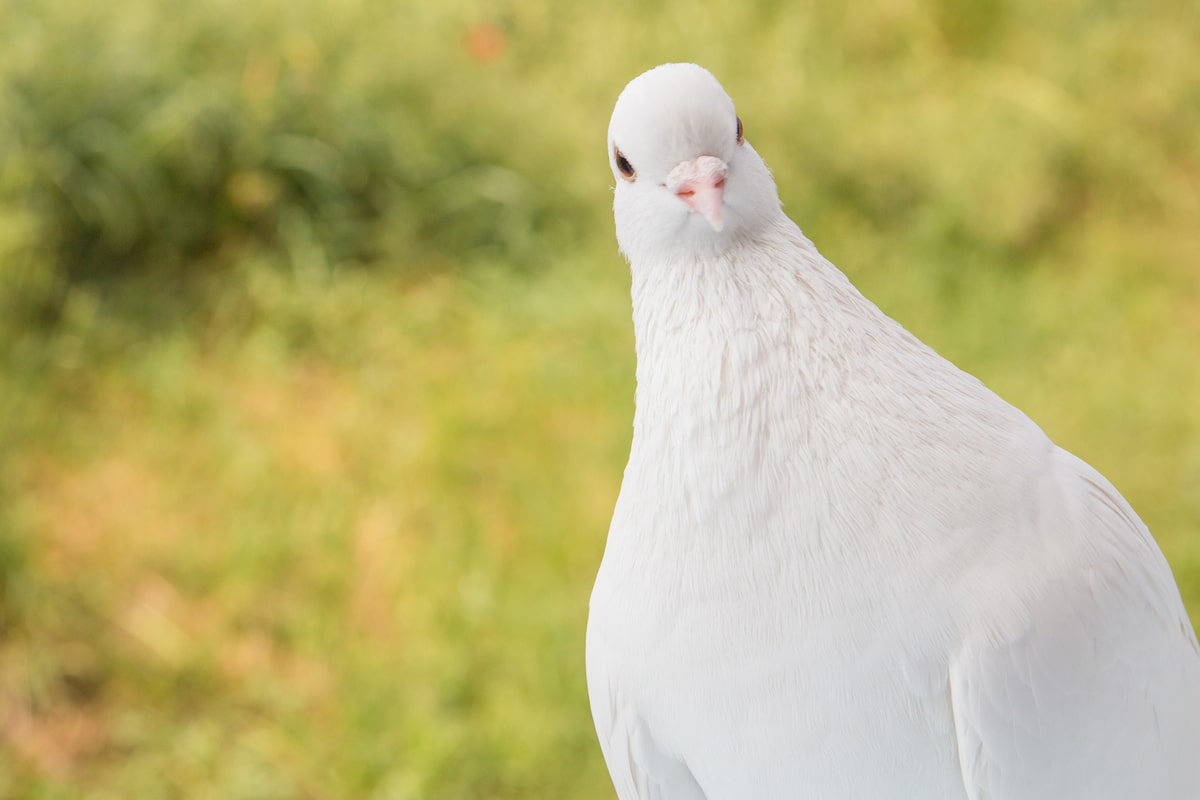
586, 62, 1200, 800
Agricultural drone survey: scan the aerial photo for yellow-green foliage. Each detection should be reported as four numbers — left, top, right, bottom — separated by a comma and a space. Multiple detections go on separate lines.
1, 0, 1198, 797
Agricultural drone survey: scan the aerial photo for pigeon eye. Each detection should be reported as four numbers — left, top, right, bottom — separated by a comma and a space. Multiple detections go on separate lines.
614, 146, 636, 181
736, 116, 744, 145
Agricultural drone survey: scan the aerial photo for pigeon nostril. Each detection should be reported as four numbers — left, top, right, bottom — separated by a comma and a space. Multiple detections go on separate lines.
715, 177, 725, 189
678, 189, 696, 198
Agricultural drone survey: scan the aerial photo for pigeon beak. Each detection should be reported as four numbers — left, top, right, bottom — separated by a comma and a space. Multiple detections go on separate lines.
668, 156, 728, 232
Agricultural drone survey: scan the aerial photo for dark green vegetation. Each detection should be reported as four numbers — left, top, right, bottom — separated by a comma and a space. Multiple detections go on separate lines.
2, 0, 1198, 796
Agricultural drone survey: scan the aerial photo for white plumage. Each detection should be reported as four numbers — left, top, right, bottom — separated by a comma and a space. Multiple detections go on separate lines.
586, 62, 1200, 799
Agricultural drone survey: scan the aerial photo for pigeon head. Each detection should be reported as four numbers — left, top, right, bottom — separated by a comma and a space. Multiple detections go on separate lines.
608, 63, 782, 262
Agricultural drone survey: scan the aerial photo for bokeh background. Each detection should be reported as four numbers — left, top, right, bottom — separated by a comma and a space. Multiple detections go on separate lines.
1, 0, 1198, 796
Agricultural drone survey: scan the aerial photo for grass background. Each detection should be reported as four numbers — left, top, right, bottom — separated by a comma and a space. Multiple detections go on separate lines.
1, 0, 1198, 797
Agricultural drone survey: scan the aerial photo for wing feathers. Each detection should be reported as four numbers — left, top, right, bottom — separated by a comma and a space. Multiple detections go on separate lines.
951, 448, 1200, 800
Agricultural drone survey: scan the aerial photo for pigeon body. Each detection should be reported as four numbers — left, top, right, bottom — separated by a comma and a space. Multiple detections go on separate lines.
586, 63, 1200, 799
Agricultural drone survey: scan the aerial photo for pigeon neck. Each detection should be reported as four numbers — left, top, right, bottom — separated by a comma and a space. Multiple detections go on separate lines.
627, 219, 837, 430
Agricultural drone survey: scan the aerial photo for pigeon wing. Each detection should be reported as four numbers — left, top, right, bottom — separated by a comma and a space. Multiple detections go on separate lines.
949, 448, 1200, 800
586, 666, 709, 800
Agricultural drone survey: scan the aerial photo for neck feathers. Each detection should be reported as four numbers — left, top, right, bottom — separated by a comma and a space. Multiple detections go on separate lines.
628, 220, 864, 423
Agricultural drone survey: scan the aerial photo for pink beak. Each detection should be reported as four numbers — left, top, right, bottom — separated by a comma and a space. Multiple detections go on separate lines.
668, 156, 728, 232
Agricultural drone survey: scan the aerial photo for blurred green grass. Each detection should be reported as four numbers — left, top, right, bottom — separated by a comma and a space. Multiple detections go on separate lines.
1, 0, 1199, 797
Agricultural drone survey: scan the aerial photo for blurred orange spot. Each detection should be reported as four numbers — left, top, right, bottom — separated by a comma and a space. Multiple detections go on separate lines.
463, 22, 507, 64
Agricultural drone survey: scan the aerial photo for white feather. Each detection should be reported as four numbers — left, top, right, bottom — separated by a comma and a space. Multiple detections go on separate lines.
587, 62, 1200, 799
